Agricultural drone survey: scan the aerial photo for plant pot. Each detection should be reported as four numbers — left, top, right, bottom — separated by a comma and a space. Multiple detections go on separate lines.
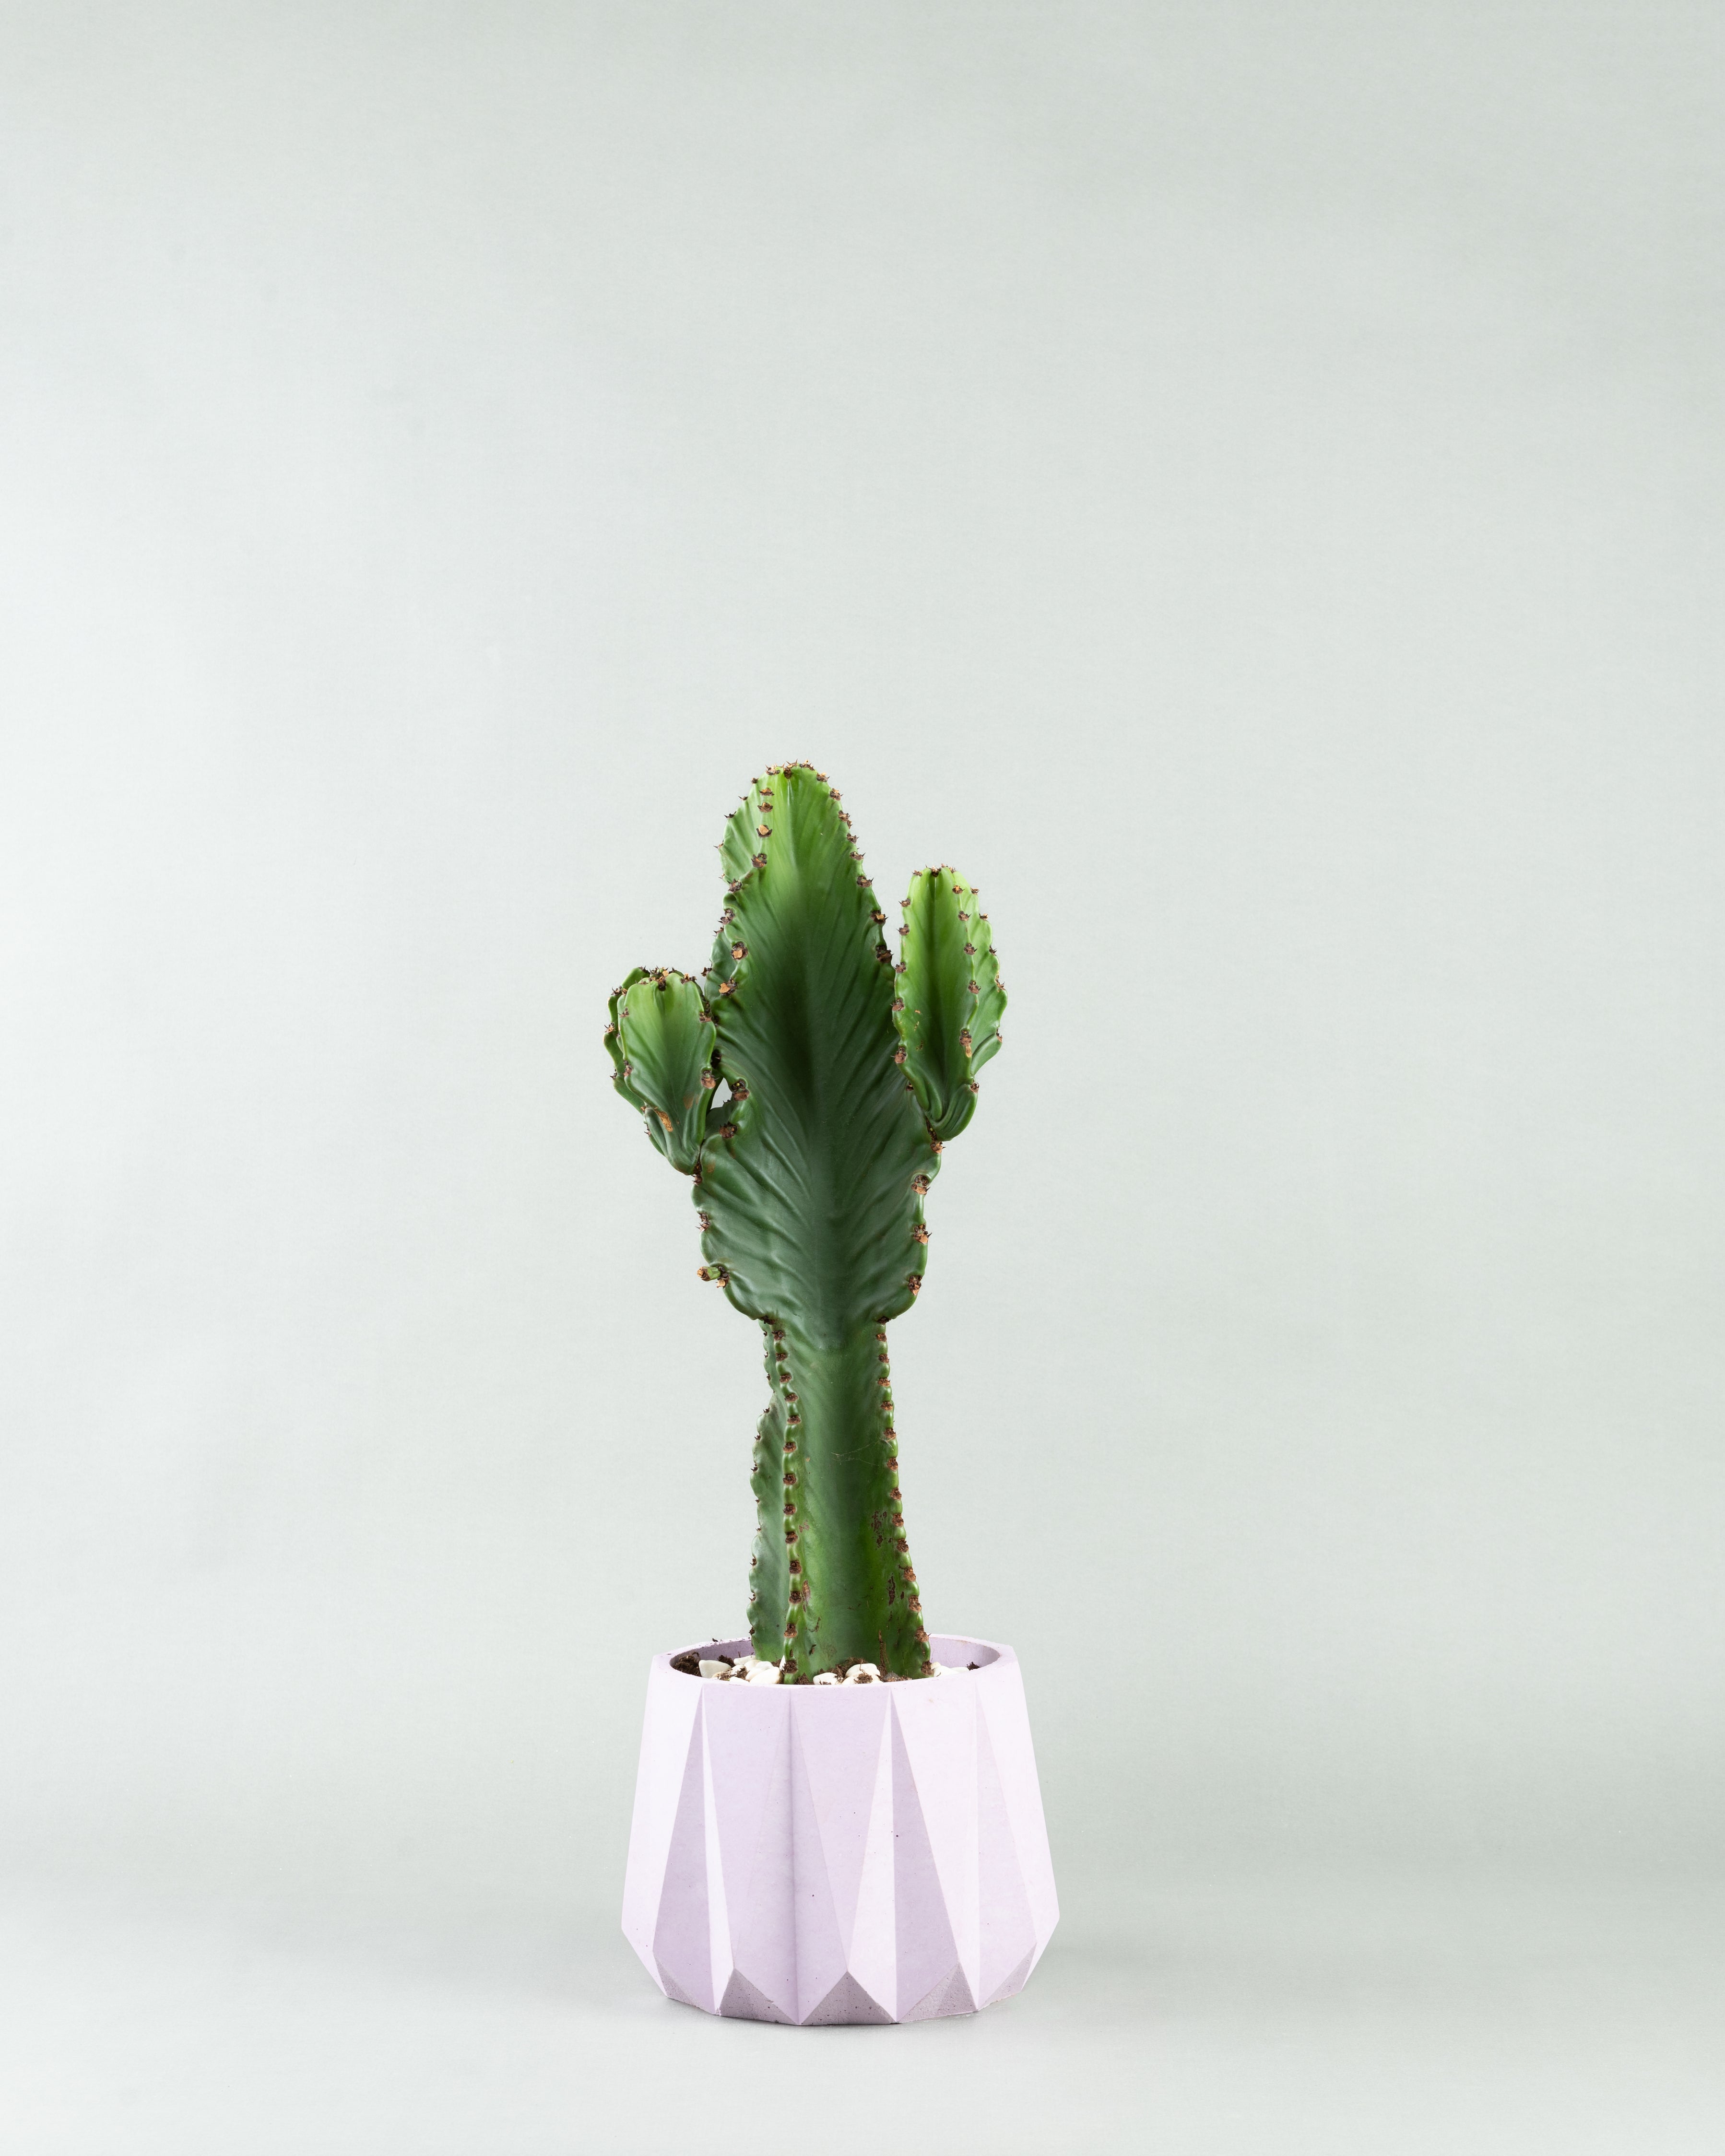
621, 1632, 1058, 2026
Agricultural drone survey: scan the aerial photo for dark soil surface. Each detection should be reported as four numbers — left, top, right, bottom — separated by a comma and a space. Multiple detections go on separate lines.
668, 1649, 730, 1677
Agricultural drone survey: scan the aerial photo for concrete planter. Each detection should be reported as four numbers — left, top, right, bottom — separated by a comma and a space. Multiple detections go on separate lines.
621, 1633, 1058, 2026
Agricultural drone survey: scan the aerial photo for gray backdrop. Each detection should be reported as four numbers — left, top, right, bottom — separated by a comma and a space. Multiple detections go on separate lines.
1, 5, 1721, 2150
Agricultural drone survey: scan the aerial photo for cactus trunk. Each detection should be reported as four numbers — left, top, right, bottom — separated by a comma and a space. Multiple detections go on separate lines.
747, 1320, 923, 1675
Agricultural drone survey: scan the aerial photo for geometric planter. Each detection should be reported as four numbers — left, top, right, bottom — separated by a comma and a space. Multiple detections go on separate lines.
622, 1633, 1058, 2025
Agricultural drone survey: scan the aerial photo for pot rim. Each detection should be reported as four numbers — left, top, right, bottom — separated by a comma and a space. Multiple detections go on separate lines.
656, 1630, 1015, 1687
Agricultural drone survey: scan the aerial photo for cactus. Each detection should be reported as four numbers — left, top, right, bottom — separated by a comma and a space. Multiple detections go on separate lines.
606, 763, 1004, 1681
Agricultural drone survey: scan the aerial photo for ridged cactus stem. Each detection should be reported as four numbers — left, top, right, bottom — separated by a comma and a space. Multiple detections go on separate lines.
759, 1321, 926, 1678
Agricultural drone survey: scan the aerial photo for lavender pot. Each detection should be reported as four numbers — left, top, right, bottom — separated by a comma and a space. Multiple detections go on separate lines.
621, 1633, 1058, 2026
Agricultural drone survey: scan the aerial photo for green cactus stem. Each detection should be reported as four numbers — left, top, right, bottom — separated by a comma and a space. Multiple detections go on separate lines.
606, 764, 1004, 1680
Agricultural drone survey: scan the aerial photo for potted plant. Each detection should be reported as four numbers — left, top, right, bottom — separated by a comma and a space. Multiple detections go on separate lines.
608, 763, 1057, 2025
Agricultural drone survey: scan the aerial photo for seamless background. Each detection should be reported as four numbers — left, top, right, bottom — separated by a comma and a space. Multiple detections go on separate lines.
1, 5, 1722, 2150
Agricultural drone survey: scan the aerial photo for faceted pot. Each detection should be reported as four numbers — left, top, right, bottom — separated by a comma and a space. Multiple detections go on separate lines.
621, 1633, 1058, 2026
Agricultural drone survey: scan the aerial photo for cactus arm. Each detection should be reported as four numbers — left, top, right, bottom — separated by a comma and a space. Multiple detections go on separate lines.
696, 766, 934, 1675
892, 867, 1006, 1143
607, 967, 717, 1174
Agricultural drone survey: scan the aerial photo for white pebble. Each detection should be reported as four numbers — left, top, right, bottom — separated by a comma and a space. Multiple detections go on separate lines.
744, 1660, 781, 1685
933, 1663, 965, 1679
698, 1659, 729, 1679
843, 1663, 880, 1685
812, 1671, 840, 1686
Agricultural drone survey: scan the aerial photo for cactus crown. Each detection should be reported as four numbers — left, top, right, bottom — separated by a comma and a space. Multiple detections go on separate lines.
605, 764, 1004, 1680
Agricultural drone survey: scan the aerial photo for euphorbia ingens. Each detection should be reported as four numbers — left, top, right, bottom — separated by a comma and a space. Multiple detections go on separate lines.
606, 765, 1004, 1681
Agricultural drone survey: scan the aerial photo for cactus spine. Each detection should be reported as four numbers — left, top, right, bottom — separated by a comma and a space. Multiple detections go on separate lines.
606, 764, 1004, 1681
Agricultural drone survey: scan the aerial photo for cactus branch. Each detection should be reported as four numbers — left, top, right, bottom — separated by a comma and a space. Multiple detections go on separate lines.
892, 867, 1006, 1143
606, 967, 716, 1174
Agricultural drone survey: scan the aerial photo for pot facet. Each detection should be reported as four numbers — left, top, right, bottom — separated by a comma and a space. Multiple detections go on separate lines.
621, 1634, 1058, 2025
